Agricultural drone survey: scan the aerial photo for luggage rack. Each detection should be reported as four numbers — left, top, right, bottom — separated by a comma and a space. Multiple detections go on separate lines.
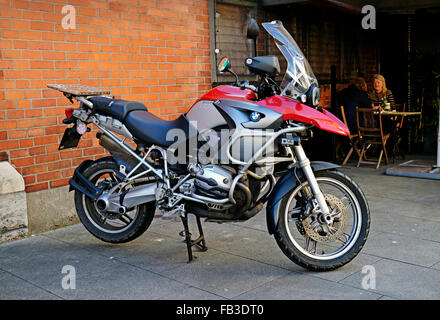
47, 84, 111, 97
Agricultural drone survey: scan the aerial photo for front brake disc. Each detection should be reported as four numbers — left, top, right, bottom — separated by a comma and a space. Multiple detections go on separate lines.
302, 194, 348, 243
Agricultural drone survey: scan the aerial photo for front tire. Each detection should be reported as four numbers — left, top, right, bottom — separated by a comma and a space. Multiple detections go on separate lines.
74, 158, 155, 243
274, 170, 370, 271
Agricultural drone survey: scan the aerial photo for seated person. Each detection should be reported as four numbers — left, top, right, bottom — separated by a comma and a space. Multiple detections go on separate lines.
368, 74, 395, 109
368, 74, 396, 134
339, 77, 370, 134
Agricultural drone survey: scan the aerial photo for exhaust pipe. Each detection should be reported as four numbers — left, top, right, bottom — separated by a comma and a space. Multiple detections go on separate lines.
97, 132, 139, 169
97, 132, 156, 173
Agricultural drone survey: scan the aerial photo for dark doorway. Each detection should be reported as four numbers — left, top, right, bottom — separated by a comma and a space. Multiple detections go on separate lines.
376, 13, 409, 106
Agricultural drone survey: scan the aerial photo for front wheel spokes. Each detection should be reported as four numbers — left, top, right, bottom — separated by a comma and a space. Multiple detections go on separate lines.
305, 235, 317, 254
329, 206, 341, 220
328, 225, 339, 235
336, 232, 351, 245
340, 196, 352, 210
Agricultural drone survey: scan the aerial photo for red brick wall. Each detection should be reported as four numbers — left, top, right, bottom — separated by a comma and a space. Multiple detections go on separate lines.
0, 0, 211, 192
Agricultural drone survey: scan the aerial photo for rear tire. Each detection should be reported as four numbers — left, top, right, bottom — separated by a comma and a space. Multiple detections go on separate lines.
274, 170, 370, 271
74, 158, 155, 243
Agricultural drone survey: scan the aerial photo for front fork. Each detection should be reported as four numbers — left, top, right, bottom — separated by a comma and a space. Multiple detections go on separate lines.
292, 141, 333, 227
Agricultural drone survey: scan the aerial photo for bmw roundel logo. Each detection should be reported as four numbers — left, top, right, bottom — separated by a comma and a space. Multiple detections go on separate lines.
250, 111, 261, 122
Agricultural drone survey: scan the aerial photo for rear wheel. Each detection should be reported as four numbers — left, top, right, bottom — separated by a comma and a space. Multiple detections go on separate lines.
274, 170, 370, 271
74, 158, 155, 243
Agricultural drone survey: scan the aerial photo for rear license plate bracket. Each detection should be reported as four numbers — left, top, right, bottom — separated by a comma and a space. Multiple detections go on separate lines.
59, 127, 81, 150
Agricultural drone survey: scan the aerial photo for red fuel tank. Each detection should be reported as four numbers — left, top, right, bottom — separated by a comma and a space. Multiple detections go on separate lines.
193, 85, 256, 105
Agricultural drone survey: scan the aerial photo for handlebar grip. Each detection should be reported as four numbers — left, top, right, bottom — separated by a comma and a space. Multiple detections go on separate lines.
240, 84, 257, 92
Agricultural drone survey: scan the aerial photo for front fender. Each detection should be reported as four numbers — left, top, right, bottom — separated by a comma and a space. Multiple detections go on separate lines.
266, 161, 340, 235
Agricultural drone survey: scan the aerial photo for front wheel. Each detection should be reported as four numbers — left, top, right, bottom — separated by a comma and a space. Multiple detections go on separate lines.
274, 170, 370, 271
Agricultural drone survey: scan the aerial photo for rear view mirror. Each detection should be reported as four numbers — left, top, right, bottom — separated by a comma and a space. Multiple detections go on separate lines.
247, 18, 260, 40
218, 57, 231, 73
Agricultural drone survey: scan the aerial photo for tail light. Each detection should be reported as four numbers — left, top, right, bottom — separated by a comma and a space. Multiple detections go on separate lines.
65, 108, 74, 118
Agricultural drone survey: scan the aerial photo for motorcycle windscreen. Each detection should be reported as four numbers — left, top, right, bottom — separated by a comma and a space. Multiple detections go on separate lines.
262, 21, 318, 100
257, 95, 349, 136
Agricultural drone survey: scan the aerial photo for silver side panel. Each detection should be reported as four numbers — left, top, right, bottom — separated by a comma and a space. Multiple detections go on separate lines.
186, 100, 227, 132
213, 99, 283, 163
186, 98, 284, 164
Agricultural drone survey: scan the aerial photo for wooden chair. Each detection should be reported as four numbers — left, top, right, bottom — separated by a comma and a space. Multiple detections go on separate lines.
394, 102, 406, 129
340, 105, 361, 165
356, 107, 390, 169
392, 103, 406, 160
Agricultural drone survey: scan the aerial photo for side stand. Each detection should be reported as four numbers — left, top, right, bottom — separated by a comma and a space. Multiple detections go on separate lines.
179, 211, 208, 263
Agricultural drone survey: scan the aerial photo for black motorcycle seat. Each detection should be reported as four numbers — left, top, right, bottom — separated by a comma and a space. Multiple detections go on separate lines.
124, 110, 191, 147
89, 96, 147, 122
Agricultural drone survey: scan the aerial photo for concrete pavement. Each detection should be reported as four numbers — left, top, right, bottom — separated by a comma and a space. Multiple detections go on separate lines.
1, 158, 440, 300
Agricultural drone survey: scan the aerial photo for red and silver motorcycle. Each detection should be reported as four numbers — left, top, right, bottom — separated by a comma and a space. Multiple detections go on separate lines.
49, 20, 369, 271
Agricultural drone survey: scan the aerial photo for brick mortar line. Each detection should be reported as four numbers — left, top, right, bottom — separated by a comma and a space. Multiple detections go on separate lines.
1, 23, 209, 35
5, 0, 209, 12
0, 30, 209, 42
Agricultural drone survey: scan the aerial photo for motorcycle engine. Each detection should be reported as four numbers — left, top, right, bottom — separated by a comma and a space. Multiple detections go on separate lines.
193, 164, 235, 198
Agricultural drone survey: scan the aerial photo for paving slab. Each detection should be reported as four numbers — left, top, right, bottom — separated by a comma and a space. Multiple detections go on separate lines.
115, 236, 222, 274
0, 270, 61, 300
367, 195, 440, 223
367, 205, 440, 242
0, 234, 69, 259
42, 223, 219, 272
378, 295, 398, 300
234, 271, 381, 300
161, 252, 291, 299
205, 224, 382, 282
0, 237, 123, 291
340, 258, 440, 300
205, 225, 294, 266
431, 261, 440, 270
158, 285, 226, 300
361, 230, 440, 267
308, 254, 383, 283
44, 261, 191, 300
341, 167, 440, 205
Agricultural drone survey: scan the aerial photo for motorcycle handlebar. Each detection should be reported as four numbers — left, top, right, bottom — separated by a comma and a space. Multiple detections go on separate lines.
239, 80, 257, 92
